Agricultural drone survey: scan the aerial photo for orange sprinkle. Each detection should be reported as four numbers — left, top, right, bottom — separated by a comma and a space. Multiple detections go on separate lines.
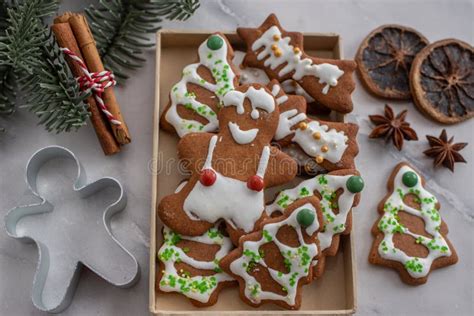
271, 44, 278, 51
273, 34, 280, 41
315, 156, 324, 164
298, 122, 308, 130
321, 145, 329, 153
274, 49, 282, 57
293, 47, 301, 54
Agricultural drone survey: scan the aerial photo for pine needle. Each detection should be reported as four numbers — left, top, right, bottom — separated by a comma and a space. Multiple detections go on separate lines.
85, 0, 200, 84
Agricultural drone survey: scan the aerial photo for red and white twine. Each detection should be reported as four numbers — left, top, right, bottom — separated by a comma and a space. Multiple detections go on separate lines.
60, 47, 121, 126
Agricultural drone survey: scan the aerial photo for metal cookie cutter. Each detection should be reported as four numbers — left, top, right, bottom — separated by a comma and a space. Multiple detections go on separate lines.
4, 146, 139, 313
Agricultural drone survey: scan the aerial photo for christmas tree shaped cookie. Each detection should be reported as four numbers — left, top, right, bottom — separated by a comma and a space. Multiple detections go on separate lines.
266, 169, 363, 277
156, 226, 235, 306
238, 14, 357, 113
158, 83, 297, 239
219, 198, 323, 310
268, 80, 359, 171
369, 162, 458, 285
160, 33, 240, 137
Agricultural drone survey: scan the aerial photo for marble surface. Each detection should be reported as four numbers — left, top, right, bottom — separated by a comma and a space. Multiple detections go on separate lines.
0, 0, 473, 315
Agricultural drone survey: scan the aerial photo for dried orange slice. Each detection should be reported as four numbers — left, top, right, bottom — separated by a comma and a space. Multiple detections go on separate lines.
356, 25, 429, 99
410, 39, 474, 124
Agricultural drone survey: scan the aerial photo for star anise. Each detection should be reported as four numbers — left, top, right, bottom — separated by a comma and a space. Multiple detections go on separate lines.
369, 104, 418, 150
424, 129, 467, 172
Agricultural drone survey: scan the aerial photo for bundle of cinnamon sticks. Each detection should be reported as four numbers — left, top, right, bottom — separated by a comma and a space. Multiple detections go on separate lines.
52, 13, 131, 155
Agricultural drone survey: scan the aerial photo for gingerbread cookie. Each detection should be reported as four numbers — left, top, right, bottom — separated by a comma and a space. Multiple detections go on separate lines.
158, 83, 298, 239
369, 162, 458, 285
157, 226, 235, 306
160, 33, 240, 137
266, 169, 363, 276
238, 14, 357, 114
219, 197, 323, 310
269, 80, 359, 171
281, 79, 331, 116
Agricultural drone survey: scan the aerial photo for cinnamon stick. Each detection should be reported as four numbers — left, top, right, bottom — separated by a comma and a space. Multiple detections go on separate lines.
68, 13, 132, 145
52, 20, 120, 156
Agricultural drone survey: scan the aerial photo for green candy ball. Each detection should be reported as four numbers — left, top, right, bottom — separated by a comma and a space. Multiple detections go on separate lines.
402, 171, 418, 187
207, 35, 224, 50
346, 175, 364, 193
296, 208, 315, 227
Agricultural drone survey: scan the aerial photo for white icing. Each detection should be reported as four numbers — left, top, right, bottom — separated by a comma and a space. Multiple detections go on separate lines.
233, 51, 270, 85
376, 166, 451, 278
266, 174, 356, 251
165, 35, 236, 137
281, 79, 315, 103
256, 146, 270, 178
203, 135, 218, 169
252, 26, 344, 95
276, 95, 289, 105
269, 83, 289, 105
174, 181, 188, 193
229, 203, 319, 306
274, 109, 307, 140
292, 120, 348, 163
158, 226, 233, 303
223, 87, 275, 120
183, 136, 270, 232
228, 122, 258, 144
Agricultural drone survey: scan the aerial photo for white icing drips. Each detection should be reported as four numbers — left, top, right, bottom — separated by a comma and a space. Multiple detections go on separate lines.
274, 109, 307, 140
165, 35, 236, 137
292, 121, 348, 163
281, 80, 315, 103
376, 166, 451, 278
223, 87, 275, 120
256, 146, 270, 178
266, 174, 356, 251
229, 203, 319, 306
269, 83, 289, 105
183, 136, 270, 232
174, 181, 188, 193
252, 26, 344, 95
228, 122, 258, 144
158, 226, 233, 303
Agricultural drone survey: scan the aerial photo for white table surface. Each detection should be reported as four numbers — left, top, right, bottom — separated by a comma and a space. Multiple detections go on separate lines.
1, 0, 473, 315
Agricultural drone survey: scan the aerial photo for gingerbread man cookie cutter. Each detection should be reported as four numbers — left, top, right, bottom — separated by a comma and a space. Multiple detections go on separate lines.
4, 146, 139, 313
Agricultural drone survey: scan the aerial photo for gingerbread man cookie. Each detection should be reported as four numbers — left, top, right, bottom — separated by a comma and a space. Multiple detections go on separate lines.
219, 197, 323, 310
369, 162, 458, 285
158, 83, 298, 240
268, 80, 359, 171
160, 33, 240, 137
238, 14, 357, 114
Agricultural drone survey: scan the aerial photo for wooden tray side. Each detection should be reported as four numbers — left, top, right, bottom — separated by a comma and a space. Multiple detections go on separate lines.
150, 29, 356, 315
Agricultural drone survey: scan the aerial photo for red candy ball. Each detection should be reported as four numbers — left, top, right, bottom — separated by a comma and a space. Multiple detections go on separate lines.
200, 169, 217, 186
247, 175, 264, 191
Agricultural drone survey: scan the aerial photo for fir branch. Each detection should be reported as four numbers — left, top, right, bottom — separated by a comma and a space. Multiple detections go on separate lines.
0, 2, 16, 116
20, 30, 91, 133
85, 0, 200, 83
0, 65, 16, 115
1, 0, 90, 133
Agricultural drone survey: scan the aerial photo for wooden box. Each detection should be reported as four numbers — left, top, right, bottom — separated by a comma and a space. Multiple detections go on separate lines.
150, 30, 357, 315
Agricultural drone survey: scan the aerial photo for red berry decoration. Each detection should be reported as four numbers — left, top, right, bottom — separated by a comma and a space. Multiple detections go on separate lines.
200, 169, 217, 186
247, 175, 264, 191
